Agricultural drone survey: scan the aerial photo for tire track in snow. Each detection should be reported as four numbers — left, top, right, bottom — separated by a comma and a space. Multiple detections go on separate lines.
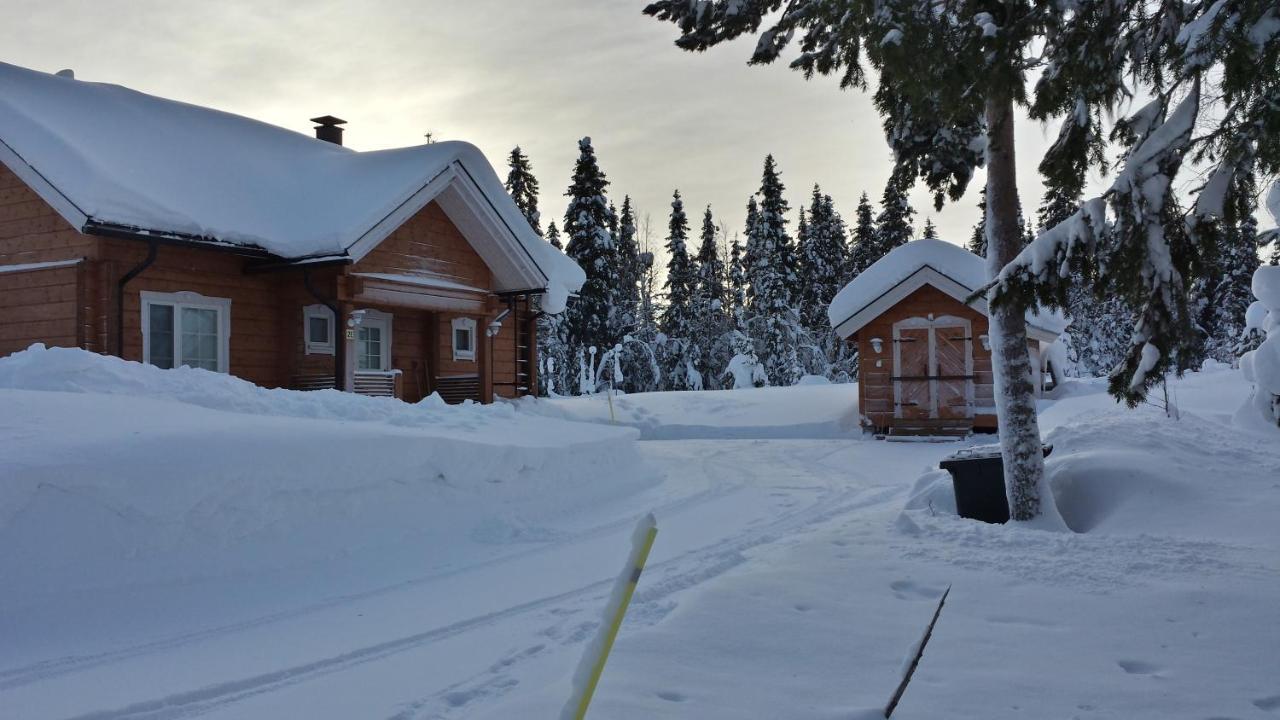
51, 461, 900, 720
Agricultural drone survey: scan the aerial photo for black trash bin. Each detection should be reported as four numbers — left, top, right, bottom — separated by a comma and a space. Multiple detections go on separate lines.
939, 444, 1053, 524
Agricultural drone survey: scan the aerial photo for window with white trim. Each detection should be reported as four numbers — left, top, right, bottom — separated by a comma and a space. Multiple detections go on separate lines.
452, 317, 477, 361
303, 304, 335, 355
141, 291, 231, 373
355, 309, 393, 372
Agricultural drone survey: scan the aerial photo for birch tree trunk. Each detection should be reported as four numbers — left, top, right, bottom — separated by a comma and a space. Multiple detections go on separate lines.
983, 93, 1047, 521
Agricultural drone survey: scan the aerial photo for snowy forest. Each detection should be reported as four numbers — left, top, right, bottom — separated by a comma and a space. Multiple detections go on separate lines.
506, 142, 1276, 398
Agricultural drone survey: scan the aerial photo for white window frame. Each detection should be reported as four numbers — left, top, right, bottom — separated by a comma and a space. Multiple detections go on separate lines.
355, 308, 393, 372
140, 290, 232, 373
451, 317, 477, 361
303, 304, 336, 355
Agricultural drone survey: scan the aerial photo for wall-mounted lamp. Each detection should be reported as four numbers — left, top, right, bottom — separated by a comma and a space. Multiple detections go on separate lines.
870, 337, 884, 354
347, 309, 368, 328
979, 334, 990, 351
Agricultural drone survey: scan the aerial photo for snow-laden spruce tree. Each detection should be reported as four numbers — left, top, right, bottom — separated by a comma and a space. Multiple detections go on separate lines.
535, 220, 570, 395
727, 229, 748, 328
798, 185, 848, 331
615, 197, 644, 334
564, 137, 619, 389
1037, 188, 1131, 376
504, 146, 542, 236
613, 196, 656, 392
744, 156, 804, 386
643, 0, 1280, 522
694, 205, 731, 387
1195, 170, 1262, 363
798, 185, 849, 375
968, 188, 989, 256
874, 179, 916, 257
846, 191, 878, 280
660, 190, 703, 390
545, 220, 563, 250
922, 217, 939, 240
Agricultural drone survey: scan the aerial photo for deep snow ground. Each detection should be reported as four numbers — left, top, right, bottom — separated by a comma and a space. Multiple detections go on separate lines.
2, 352, 1277, 719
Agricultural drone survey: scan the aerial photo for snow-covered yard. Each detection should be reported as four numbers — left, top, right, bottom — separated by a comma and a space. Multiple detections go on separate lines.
2, 347, 1277, 719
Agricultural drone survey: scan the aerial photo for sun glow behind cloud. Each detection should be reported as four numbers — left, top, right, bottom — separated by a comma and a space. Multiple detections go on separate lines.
3, 0, 1068, 253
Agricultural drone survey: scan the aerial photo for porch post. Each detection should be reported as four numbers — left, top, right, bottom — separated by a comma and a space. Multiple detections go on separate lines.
526, 296, 539, 397
479, 312, 493, 403
341, 301, 356, 392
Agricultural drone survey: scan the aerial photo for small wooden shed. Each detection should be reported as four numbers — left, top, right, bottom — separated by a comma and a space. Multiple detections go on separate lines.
827, 239, 1069, 437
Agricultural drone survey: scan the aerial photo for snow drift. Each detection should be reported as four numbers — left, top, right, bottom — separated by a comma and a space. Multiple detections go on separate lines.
0, 346, 654, 612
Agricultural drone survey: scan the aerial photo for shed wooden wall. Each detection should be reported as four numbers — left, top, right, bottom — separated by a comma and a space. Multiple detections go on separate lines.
855, 285, 997, 432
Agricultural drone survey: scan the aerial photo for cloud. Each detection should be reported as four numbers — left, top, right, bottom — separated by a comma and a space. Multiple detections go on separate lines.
1, 0, 1063, 254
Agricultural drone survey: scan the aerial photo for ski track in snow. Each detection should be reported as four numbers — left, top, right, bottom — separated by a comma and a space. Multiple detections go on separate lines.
15, 441, 905, 720
0, 479, 734, 694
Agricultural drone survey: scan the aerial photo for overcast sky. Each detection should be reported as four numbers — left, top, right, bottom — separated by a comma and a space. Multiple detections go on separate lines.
4, 0, 1080, 254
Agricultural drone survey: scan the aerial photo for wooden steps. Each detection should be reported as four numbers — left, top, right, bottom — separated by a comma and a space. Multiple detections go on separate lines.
884, 418, 973, 442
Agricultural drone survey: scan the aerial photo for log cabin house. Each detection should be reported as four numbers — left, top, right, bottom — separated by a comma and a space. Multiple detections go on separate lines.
827, 239, 1069, 438
0, 62, 582, 404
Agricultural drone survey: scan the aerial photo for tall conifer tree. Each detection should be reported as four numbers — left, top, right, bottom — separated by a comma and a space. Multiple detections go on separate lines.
563, 137, 618, 385
874, 180, 916, 258
504, 146, 541, 235
846, 192, 878, 279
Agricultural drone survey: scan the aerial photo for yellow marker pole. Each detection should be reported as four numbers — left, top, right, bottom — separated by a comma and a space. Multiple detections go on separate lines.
567, 516, 658, 720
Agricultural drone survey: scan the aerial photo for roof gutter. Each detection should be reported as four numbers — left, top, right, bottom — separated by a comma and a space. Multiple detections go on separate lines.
84, 220, 275, 259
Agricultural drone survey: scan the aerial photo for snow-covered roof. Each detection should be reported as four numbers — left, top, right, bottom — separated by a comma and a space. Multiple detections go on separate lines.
827, 239, 1070, 342
0, 62, 583, 311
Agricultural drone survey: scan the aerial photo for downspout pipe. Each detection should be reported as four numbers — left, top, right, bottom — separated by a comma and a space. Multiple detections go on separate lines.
303, 267, 344, 390
116, 238, 158, 357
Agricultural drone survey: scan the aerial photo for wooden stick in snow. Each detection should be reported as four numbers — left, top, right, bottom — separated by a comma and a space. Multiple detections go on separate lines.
884, 585, 951, 718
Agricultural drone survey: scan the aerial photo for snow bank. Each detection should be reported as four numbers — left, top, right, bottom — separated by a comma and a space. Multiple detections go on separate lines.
827, 238, 1069, 336
1238, 266, 1280, 428
0, 347, 653, 609
520, 384, 864, 440
0, 62, 582, 311
903, 367, 1274, 539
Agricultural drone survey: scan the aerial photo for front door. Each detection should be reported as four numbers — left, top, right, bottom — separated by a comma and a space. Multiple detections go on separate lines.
892, 317, 973, 420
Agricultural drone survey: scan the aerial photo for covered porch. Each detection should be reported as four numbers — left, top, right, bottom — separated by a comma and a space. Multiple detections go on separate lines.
284, 269, 537, 404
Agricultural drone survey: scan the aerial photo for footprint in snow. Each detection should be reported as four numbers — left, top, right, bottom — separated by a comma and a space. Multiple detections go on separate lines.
1254, 695, 1280, 712
1116, 659, 1164, 677
655, 690, 687, 703
890, 579, 945, 600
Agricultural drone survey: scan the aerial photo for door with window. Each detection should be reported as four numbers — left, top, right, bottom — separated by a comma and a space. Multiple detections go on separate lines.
892, 316, 973, 420
355, 310, 392, 372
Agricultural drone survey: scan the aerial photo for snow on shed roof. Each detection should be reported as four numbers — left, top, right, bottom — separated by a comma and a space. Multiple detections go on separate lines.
0, 62, 583, 310
827, 238, 1069, 341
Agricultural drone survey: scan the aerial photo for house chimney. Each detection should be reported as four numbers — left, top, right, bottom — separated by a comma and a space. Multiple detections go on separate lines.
311, 115, 347, 146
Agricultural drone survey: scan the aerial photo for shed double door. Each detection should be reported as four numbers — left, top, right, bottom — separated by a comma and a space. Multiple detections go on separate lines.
892, 317, 973, 420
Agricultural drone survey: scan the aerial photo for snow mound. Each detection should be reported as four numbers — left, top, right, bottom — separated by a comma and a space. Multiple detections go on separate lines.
904, 396, 1277, 540
827, 238, 1069, 335
520, 384, 864, 440
1238, 265, 1280, 427
0, 347, 653, 609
